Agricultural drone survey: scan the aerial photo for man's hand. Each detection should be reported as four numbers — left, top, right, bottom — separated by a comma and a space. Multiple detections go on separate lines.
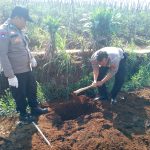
8, 76, 18, 88
92, 80, 104, 87
97, 81, 104, 87
92, 80, 97, 87
31, 57, 37, 67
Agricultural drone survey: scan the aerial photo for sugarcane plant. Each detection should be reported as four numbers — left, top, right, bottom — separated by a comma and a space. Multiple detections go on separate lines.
44, 16, 60, 59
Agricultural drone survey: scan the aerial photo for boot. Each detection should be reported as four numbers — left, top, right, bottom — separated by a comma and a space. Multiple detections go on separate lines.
19, 113, 33, 124
111, 98, 117, 105
31, 106, 48, 116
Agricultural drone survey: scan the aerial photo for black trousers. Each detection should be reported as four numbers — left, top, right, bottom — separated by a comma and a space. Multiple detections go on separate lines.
10, 71, 38, 115
97, 54, 127, 100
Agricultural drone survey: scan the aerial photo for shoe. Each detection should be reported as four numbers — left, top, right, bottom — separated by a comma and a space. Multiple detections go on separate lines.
31, 106, 48, 116
93, 97, 100, 101
19, 113, 33, 124
111, 98, 117, 104
94, 96, 108, 101
120, 96, 125, 100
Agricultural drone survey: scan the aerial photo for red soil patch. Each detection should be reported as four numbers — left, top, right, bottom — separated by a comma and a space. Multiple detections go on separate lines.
0, 88, 150, 150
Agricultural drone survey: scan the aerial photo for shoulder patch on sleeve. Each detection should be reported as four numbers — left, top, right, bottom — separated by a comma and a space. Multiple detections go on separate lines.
0, 31, 7, 39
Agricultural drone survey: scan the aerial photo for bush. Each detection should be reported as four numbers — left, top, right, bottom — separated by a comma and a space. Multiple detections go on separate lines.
37, 82, 46, 103
0, 89, 15, 116
123, 55, 150, 91
40, 73, 93, 101
91, 8, 113, 49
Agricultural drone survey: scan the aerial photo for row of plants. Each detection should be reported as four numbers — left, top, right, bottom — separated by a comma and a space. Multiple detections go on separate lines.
28, 6, 150, 51
1, 0, 150, 51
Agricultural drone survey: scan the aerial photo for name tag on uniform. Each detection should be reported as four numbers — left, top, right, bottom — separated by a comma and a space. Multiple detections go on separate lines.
10, 33, 22, 44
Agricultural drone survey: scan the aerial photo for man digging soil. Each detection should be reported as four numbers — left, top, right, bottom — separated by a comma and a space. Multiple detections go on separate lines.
90, 47, 127, 104
0, 6, 48, 124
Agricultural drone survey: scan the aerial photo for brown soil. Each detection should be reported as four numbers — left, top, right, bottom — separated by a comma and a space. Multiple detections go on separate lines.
1, 88, 150, 150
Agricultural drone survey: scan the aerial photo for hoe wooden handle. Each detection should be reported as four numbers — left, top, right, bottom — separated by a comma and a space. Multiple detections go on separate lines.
73, 84, 94, 95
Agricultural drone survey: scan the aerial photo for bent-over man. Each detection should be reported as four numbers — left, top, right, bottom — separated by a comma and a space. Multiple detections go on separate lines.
90, 47, 127, 103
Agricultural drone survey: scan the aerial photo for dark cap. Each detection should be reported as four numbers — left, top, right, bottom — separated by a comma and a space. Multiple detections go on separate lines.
11, 6, 33, 22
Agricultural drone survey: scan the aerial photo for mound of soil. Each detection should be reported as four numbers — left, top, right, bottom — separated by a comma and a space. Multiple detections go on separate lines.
1, 88, 150, 150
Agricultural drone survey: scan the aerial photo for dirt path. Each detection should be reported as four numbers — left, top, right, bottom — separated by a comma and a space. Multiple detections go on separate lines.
0, 88, 150, 150
32, 47, 150, 56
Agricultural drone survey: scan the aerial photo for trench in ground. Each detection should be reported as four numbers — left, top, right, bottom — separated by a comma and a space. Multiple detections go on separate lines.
53, 101, 98, 121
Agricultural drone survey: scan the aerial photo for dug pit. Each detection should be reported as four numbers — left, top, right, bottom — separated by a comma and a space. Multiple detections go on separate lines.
50, 96, 99, 122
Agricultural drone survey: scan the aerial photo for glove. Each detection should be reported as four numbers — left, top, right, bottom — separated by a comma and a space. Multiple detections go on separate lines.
8, 76, 18, 88
31, 57, 37, 67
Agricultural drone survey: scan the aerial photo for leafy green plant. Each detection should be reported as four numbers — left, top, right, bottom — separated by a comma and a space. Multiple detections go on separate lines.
37, 82, 46, 103
0, 0, 12, 23
91, 8, 113, 49
41, 72, 93, 101
110, 35, 125, 47
41, 83, 70, 101
53, 49, 73, 74
27, 25, 49, 50
125, 51, 138, 80
0, 89, 16, 116
56, 26, 67, 50
123, 56, 150, 91
44, 16, 60, 54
